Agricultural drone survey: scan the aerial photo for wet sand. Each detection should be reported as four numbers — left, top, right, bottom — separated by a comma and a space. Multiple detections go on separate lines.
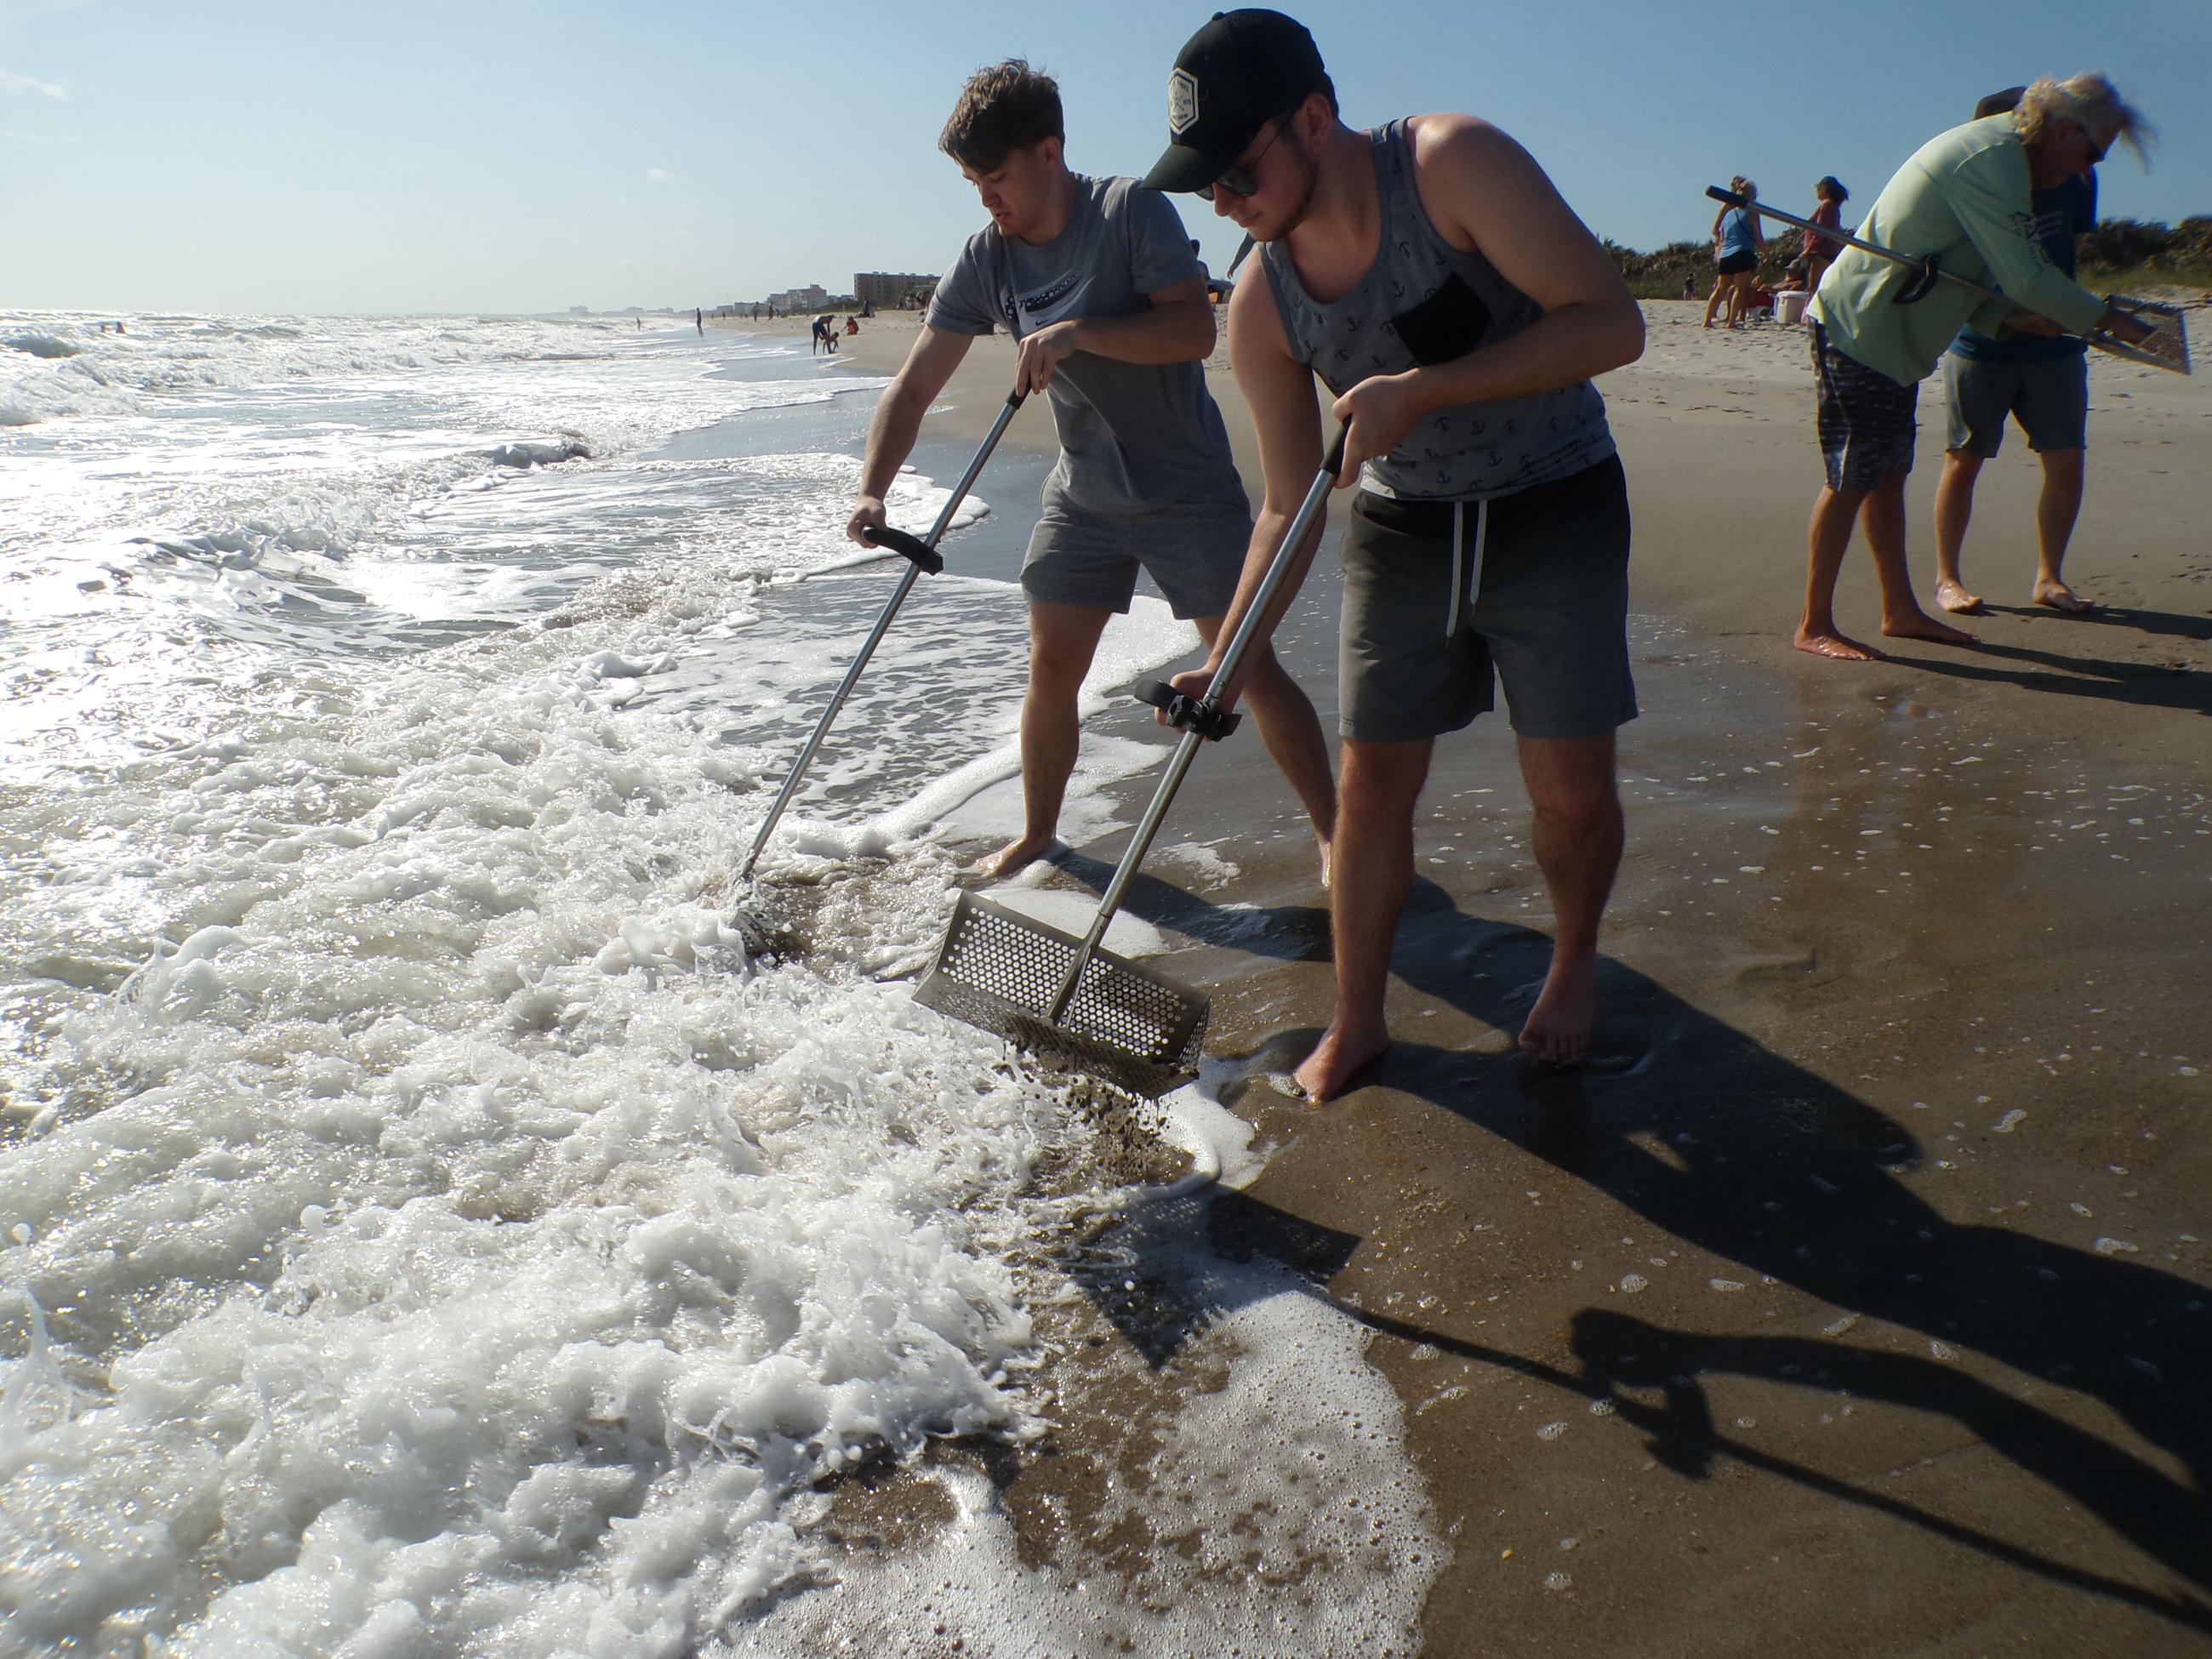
810, 305, 2212, 1653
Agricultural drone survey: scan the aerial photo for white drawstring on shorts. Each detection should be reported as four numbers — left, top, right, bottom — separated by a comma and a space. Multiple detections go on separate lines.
1445, 498, 1489, 639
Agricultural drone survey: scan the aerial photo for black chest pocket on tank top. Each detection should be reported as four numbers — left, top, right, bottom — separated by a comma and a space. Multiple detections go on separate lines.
1388, 272, 1491, 367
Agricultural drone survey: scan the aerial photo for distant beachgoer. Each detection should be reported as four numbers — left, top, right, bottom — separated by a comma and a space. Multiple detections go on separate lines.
845, 316, 858, 335
1797, 73, 2157, 662
1804, 175, 1849, 292
1935, 86, 2107, 617
1144, 9, 1642, 1081
1703, 177, 1763, 329
696, 308, 704, 334
810, 315, 829, 354
1681, 276, 1697, 300
845, 56, 1335, 884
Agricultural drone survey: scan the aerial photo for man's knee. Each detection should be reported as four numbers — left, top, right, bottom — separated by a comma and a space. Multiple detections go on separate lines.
1520, 738, 1620, 830
1340, 740, 1430, 815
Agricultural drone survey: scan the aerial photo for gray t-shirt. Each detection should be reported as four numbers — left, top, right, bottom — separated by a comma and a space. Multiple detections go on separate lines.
928, 174, 1248, 524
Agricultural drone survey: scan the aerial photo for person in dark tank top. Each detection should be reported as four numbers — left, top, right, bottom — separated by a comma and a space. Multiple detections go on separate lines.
1142, 9, 1646, 1096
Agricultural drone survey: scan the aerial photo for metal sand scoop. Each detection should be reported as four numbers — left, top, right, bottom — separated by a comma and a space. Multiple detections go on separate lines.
912, 428, 1350, 1097
738, 389, 1027, 881
1704, 184, 2192, 374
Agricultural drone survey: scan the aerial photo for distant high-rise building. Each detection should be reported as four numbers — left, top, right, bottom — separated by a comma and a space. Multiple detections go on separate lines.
855, 272, 938, 310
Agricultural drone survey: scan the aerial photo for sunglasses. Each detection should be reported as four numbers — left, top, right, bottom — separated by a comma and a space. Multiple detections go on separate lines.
2077, 121, 2110, 164
1198, 121, 1286, 202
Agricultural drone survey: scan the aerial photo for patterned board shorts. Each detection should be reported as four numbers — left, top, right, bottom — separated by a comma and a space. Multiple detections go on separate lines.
1811, 322, 1918, 491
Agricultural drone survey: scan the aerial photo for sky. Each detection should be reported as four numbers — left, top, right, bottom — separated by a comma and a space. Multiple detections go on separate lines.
3, 0, 2209, 316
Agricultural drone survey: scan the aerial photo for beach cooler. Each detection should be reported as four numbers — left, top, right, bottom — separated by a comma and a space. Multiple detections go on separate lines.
1775, 290, 1810, 326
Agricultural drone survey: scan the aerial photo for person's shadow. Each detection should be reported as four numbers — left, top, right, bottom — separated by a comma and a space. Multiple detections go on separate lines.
1051, 874, 2212, 1628
1888, 605, 2212, 715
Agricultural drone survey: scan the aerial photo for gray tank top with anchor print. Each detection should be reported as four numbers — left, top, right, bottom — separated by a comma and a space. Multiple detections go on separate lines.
1263, 118, 1616, 504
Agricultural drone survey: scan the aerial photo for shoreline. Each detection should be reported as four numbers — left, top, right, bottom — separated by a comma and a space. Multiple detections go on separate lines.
746, 305, 2212, 1652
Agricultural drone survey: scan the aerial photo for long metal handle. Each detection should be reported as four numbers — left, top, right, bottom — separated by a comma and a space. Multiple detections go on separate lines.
1703, 185, 2180, 372
739, 390, 1024, 879
1704, 185, 1999, 298
1044, 427, 1347, 1022
1204, 425, 1347, 713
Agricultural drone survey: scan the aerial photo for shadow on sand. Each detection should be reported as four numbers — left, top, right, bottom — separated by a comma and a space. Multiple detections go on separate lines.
1049, 875, 2212, 1634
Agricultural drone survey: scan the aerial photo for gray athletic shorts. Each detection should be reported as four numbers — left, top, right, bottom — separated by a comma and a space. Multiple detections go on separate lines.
1338, 455, 1636, 744
1943, 351, 2089, 457
1023, 502, 1250, 619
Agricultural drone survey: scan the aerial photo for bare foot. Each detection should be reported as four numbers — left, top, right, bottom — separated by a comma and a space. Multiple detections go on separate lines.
1881, 611, 1976, 647
972, 834, 1063, 880
1934, 577, 1987, 615
1793, 627, 1884, 663
2033, 579, 2094, 613
1519, 954, 1598, 1064
1291, 1020, 1390, 1103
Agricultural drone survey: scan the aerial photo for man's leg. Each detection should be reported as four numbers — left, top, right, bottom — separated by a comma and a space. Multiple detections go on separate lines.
978, 601, 1113, 877
1861, 474, 1975, 646
2032, 447, 2089, 611
1295, 737, 1431, 1103
1516, 732, 1624, 1064
1799, 483, 1878, 660
1193, 619, 1337, 877
1932, 449, 1987, 613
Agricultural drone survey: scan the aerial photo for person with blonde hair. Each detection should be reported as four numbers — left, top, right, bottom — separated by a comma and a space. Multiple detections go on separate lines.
1703, 176, 1764, 328
1793, 72, 2156, 661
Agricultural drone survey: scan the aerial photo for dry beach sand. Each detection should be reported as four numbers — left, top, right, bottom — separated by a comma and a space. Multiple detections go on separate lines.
764, 301, 2212, 1654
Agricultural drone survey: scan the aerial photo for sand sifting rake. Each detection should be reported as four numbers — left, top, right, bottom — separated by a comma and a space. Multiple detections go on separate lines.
738, 389, 1026, 881
1705, 184, 2192, 374
914, 430, 1350, 1097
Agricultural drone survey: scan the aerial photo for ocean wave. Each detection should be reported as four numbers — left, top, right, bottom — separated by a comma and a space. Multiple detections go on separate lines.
3, 332, 82, 360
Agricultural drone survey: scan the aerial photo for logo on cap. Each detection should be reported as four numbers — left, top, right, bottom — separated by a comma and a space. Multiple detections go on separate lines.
1167, 68, 1199, 136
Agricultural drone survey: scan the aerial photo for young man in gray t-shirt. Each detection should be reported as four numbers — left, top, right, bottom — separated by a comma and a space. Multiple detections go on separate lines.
847, 59, 1333, 879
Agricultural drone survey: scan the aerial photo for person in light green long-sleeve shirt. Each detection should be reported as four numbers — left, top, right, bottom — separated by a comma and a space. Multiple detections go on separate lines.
1795, 74, 2155, 664
1808, 117, 2107, 386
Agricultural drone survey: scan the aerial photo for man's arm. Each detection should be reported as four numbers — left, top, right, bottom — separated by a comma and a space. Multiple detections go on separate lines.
1012, 276, 1216, 395
846, 324, 976, 544
1328, 115, 1646, 482
1948, 151, 2107, 336
1169, 265, 1328, 710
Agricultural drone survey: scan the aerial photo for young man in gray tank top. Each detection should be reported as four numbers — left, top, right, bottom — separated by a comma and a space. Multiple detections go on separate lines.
847, 60, 1336, 880
1144, 10, 1646, 1095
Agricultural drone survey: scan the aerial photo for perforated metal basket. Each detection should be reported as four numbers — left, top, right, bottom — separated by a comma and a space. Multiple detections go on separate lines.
912, 892, 1207, 1097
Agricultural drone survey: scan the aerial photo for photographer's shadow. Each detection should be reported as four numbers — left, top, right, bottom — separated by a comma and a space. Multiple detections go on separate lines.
1354, 881, 2212, 1575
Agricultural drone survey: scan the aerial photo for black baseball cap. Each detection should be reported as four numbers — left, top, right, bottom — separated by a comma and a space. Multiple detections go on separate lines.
1141, 9, 1328, 194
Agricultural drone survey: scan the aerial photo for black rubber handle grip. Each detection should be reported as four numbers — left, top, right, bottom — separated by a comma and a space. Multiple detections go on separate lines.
1323, 424, 1348, 481
1133, 677, 1242, 741
1706, 185, 1747, 208
1006, 388, 1027, 410
860, 523, 944, 574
